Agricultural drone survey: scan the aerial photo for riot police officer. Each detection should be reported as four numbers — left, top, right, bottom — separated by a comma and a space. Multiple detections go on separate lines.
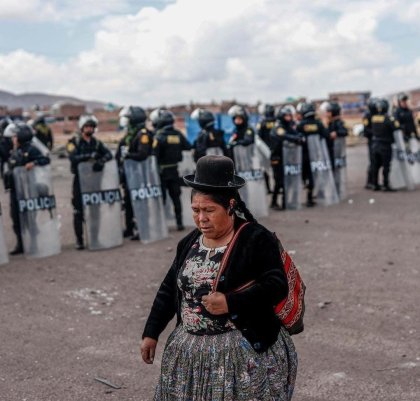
227, 105, 255, 150
323, 101, 348, 169
363, 98, 378, 189
4, 123, 50, 255
257, 103, 276, 193
296, 101, 328, 206
151, 108, 192, 231
270, 106, 303, 210
66, 115, 113, 249
393, 93, 419, 142
0, 118, 13, 179
116, 106, 153, 240
32, 114, 53, 150
371, 99, 398, 192
190, 108, 226, 162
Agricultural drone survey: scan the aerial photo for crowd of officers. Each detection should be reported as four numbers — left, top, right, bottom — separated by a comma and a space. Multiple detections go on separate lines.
0, 92, 418, 254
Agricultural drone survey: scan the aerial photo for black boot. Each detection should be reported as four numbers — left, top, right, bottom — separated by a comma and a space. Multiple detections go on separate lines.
10, 243, 24, 255
75, 237, 85, 250
306, 190, 316, 207
383, 186, 397, 192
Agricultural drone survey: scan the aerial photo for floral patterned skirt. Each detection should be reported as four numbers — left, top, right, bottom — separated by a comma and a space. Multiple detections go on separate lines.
153, 325, 298, 401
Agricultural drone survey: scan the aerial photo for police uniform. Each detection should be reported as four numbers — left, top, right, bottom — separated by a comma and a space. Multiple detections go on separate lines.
297, 117, 328, 206
6, 142, 50, 254
325, 118, 348, 171
363, 110, 374, 188
371, 114, 399, 190
269, 122, 302, 209
394, 106, 418, 142
66, 135, 112, 247
257, 117, 276, 193
193, 127, 226, 162
34, 121, 53, 150
153, 126, 192, 230
116, 126, 154, 237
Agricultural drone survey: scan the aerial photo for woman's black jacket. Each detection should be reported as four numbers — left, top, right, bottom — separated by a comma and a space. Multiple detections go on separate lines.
142, 219, 289, 353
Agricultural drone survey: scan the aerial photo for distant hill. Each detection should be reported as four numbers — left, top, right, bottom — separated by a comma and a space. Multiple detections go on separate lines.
0, 89, 108, 111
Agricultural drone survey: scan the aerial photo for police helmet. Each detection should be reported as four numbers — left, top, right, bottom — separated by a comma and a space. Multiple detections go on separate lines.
296, 102, 315, 119
228, 105, 248, 123
78, 114, 98, 130
376, 98, 389, 115
191, 108, 215, 129
327, 101, 341, 117
276, 105, 294, 122
367, 97, 378, 114
257, 104, 275, 119
149, 108, 175, 129
119, 106, 146, 128
9, 122, 34, 144
397, 92, 408, 103
0, 118, 12, 135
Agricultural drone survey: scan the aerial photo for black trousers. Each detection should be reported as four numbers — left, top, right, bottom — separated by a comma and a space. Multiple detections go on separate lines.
366, 138, 374, 185
160, 168, 183, 226
271, 163, 285, 207
371, 142, 392, 187
72, 177, 84, 243
10, 190, 22, 247
123, 185, 135, 233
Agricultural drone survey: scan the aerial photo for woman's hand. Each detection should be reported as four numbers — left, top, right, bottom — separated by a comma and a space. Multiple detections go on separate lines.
140, 337, 157, 364
202, 292, 228, 315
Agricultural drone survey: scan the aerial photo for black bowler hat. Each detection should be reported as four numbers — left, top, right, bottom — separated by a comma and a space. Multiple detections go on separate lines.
183, 155, 245, 191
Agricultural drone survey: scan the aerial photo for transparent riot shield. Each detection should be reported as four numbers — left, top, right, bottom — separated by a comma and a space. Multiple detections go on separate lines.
307, 135, 339, 206
0, 202, 9, 265
205, 147, 224, 156
333, 137, 347, 200
282, 141, 303, 210
163, 151, 195, 228
124, 157, 168, 244
13, 165, 61, 258
408, 138, 420, 185
78, 160, 123, 250
233, 144, 268, 218
255, 135, 271, 172
390, 130, 415, 190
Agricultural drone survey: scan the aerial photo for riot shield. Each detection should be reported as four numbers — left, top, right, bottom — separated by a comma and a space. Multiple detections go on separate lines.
0, 203, 9, 265
282, 141, 303, 210
233, 144, 268, 218
307, 135, 339, 206
78, 160, 123, 250
408, 138, 420, 185
174, 151, 195, 227
124, 157, 168, 243
333, 137, 347, 200
390, 130, 415, 190
13, 165, 61, 258
255, 135, 271, 172
205, 147, 224, 156
31, 137, 50, 157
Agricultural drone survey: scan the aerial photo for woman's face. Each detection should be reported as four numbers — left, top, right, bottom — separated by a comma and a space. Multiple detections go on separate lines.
191, 193, 233, 239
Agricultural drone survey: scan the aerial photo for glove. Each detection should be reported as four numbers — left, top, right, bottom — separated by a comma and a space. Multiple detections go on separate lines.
120, 146, 129, 159
92, 160, 104, 172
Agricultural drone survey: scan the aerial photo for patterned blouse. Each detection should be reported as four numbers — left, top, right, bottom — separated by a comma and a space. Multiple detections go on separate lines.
177, 235, 236, 335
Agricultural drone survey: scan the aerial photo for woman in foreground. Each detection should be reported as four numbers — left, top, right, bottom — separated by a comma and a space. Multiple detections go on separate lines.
141, 155, 297, 400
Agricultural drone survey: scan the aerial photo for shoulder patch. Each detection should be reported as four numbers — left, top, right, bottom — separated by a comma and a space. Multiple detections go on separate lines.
66, 142, 76, 153
394, 120, 400, 128
304, 124, 318, 132
363, 118, 369, 126
141, 135, 149, 144
152, 138, 158, 148
266, 121, 274, 129
372, 115, 385, 123
246, 128, 253, 135
276, 127, 285, 136
141, 128, 147, 134
167, 135, 181, 144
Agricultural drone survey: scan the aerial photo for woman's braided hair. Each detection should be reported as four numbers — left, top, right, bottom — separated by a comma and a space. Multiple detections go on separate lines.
191, 189, 257, 223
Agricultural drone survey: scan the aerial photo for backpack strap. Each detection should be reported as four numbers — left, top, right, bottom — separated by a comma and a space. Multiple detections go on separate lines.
212, 222, 250, 292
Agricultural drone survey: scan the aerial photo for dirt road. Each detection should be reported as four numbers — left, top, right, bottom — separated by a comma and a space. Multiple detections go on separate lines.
0, 145, 419, 401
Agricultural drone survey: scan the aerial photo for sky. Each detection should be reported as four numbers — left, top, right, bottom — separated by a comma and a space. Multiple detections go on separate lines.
0, 0, 420, 107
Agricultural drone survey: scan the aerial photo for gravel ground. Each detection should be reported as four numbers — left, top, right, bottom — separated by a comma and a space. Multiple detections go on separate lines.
0, 144, 419, 401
